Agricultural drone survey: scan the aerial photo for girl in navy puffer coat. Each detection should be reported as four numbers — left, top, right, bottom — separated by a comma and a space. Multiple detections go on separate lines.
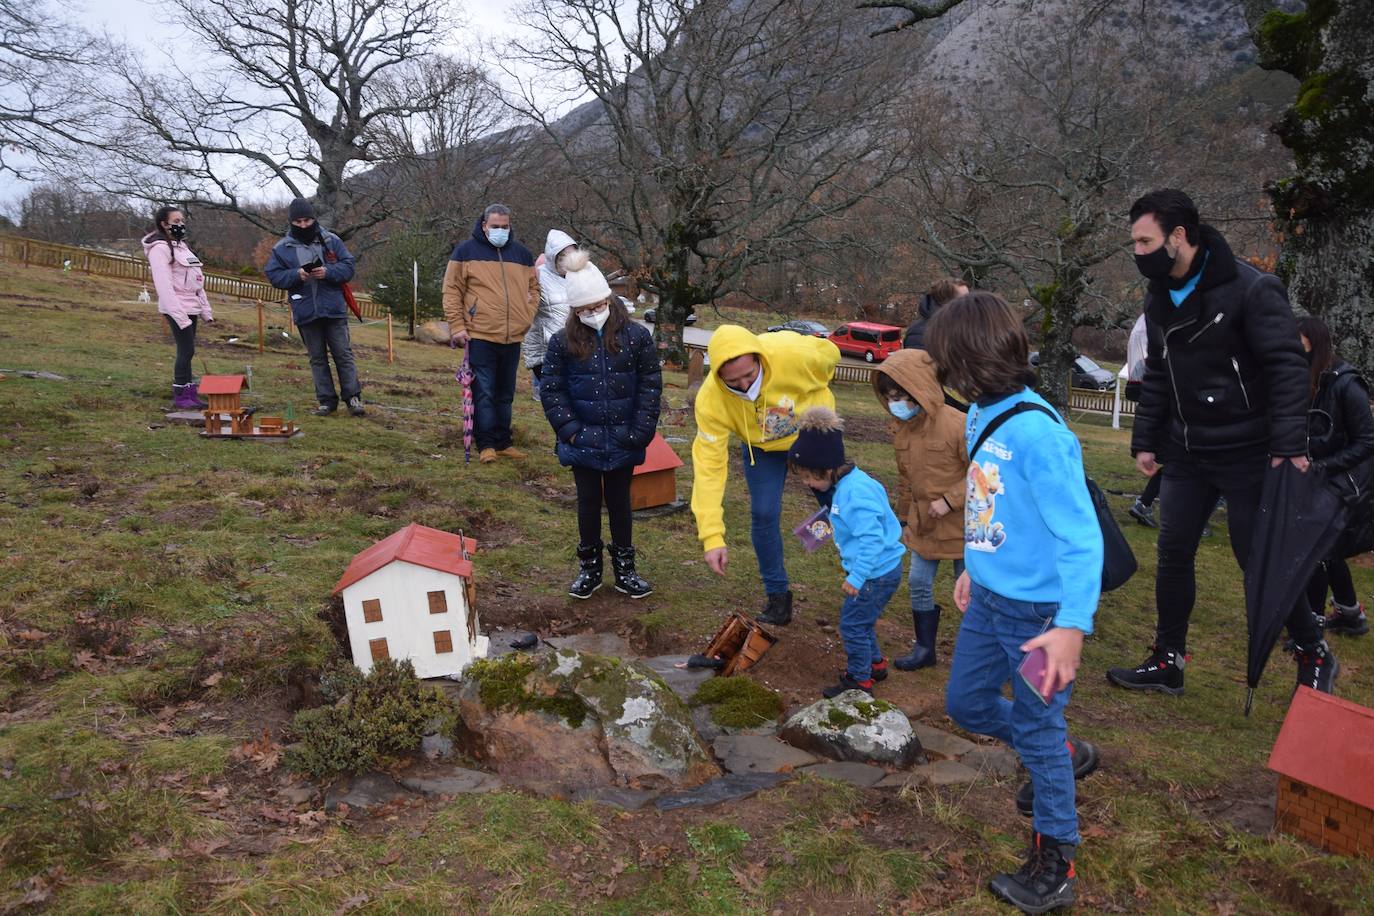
540, 259, 662, 600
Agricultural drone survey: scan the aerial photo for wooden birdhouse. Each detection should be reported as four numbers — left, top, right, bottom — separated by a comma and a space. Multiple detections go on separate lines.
331, 524, 487, 679
631, 433, 685, 510
198, 373, 299, 439
1268, 687, 1374, 860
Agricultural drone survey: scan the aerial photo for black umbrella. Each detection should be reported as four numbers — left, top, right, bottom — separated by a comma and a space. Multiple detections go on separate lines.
1243, 461, 1346, 715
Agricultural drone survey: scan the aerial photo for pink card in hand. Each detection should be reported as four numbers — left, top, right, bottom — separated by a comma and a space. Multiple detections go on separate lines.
793, 506, 833, 553
1018, 647, 1053, 705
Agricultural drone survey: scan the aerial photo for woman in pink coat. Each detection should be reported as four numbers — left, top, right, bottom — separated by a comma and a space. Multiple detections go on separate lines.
143, 205, 213, 409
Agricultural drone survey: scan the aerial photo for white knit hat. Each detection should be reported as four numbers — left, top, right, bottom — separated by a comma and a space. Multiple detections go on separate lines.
563, 259, 612, 309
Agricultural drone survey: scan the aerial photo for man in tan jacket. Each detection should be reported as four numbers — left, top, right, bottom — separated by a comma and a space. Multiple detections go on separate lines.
443, 203, 541, 463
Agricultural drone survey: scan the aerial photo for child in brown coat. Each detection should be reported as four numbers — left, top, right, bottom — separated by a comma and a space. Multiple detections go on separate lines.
873, 349, 969, 669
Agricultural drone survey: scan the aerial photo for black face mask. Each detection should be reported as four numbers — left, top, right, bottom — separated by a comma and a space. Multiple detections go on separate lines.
1134, 243, 1176, 280
289, 223, 317, 243
168, 224, 187, 240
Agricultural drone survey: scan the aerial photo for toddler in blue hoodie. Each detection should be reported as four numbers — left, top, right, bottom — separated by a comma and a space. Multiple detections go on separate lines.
787, 407, 906, 699
924, 291, 1104, 915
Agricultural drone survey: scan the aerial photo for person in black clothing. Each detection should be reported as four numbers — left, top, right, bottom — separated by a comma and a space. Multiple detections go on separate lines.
903, 277, 969, 351
540, 257, 662, 600
1106, 189, 1339, 696
1297, 315, 1373, 636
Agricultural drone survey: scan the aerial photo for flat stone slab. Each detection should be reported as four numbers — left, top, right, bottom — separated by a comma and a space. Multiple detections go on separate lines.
572, 786, 660, 810
714, 735, 819, 774
959, 746, 1020, 778
654, 772, 789, 811
399, 768, 503, 796
692, 706, 779, 744
164, 409, 206, 424
875, 759, 980, 789
797, 761, 887, 788
324, 772, 413, 811
641, 655, 716, 702
544, 633, 632, 657
483, 629, 545, 659
912, 723, 978, 759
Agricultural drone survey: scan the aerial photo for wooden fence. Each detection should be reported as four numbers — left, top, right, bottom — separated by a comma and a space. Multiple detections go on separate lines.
0, 234, 386, 319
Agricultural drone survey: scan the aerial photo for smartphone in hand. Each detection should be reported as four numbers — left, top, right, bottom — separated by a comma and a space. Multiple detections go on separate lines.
301, 257, 323, 272
1018, 647, 1053, 705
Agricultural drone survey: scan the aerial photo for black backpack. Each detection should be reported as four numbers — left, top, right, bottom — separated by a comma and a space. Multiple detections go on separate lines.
971, 402, 1137, 592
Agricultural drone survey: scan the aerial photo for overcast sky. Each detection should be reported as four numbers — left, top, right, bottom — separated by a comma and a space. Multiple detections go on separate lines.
0, 0, 534, 210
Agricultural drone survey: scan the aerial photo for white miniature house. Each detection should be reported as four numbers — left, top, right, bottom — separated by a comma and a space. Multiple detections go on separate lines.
331, 523, 489, 679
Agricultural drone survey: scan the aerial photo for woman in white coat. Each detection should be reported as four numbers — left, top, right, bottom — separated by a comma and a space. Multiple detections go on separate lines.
522, 229, 578, 400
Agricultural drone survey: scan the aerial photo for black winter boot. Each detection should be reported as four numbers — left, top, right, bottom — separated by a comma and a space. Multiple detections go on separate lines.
1324, 600, 1370, 636
988, 831, 1077, 913
569, 542, 603, 599
1294, 639, 1339, 693
893, 607, 941, 671
1105, 644, 1186, 695
757, 590, 792, 626
609, 544, 652, 599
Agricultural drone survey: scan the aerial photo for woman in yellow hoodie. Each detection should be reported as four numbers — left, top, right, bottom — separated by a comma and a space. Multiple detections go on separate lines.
691, 325, 840, 624
872, 349, 968, 669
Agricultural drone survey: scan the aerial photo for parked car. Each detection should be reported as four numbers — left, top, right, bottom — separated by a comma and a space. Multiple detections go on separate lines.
642, 308, 696, 325
829, 322, 903, 362
1029, 351, 1116, 390
766, 319, 831, 338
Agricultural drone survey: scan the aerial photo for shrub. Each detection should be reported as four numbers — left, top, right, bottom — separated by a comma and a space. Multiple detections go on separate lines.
285, 659, 449, 779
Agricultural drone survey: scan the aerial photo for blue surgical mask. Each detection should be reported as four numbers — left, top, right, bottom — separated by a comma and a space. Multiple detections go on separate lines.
487, 227, 510, 247
888, 400, 920, 421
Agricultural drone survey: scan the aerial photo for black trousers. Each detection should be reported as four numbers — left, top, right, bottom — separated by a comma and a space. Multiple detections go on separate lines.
573, 465, 634, 548
165, 314, 198, 385
1139, 472, 1162, 507
1306, 557, 1358, 612
1154, 452, 1322, 652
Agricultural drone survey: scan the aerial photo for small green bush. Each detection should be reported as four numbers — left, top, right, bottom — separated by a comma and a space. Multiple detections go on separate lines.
285, 659, 450, 779
690, 676, 783, 728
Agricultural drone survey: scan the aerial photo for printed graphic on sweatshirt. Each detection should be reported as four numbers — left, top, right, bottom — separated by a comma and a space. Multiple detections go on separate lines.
966, 461, 1006, 552
762, 396, 798, 440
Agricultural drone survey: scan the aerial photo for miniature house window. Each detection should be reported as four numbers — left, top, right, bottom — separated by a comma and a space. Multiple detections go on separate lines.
363, 599, 383, 623
433, 630, 453, 654
427, 590, 447, 614
369, 637, 389, 662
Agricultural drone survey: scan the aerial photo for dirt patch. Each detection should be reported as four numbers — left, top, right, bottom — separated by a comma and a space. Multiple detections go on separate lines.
841, 413, 894, 444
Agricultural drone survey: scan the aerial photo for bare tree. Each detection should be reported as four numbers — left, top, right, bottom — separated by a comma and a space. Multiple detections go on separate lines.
509, 0, 917, 360
855, 0, 969, 37
893, 3, 1256, 407
82, 0, 456, 239
0, 0, 106, 177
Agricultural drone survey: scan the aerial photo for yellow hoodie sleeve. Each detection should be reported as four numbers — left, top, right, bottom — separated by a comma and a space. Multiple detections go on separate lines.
690, 392, 734, 552
795, 335, 841, 389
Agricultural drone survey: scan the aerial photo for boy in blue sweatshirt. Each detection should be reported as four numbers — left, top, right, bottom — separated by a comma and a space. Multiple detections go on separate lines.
787, 407, 907, 698
924, 292, 1104, 914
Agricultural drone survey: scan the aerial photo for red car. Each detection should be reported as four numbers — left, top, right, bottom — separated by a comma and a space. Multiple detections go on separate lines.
829, 322, 903, 362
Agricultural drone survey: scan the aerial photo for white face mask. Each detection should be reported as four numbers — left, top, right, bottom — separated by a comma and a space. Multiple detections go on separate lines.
726, 366, 764, 401
578, 306, 610, 331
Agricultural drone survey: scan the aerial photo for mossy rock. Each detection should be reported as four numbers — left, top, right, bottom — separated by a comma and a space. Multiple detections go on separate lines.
779, 691, 923, 767
454, 649, 719, 793
690, 675, 784, 729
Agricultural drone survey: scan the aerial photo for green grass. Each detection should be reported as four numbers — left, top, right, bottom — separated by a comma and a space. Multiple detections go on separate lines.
2, 261, 1373, 911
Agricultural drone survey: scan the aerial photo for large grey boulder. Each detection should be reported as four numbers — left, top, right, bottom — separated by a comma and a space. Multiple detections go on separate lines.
453, 649, 719, 795
778, 691, 924, 767
414, 320, 452, 345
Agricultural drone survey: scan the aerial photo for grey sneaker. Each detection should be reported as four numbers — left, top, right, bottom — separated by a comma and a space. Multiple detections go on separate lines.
1129, 499, 1157, 528
312, 403, 336, 416
347, 396, 365, 416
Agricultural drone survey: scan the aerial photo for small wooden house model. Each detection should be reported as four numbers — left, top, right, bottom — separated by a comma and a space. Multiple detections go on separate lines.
631, 433, 685, 510
199, 374, 299, 439
331, 523, 488, 679
1268, 686, 1374, 860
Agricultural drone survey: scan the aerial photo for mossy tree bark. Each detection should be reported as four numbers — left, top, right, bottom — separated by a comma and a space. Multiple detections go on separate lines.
1253, 0, 1374, 376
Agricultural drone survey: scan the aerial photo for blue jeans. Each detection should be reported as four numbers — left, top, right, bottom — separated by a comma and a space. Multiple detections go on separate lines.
737, 445, 831, 595
946, 582, 1078, 844
909, 551, 964, 613
467, 338, 520, 451
839, 563, 903, 680
297, 317, 360, 408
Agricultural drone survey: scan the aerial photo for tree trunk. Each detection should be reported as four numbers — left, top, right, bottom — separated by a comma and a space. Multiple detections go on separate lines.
1035, 270, 1084, 413
1286, 211, 1374, 378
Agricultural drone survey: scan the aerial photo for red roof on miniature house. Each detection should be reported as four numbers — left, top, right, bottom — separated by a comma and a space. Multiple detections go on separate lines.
633, 433, 685, 476
1268, 687, 1374, 811
331, 523, 477, 594
198, 375, 248, 395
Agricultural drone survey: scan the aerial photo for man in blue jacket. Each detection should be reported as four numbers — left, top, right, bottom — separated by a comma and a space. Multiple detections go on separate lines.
264, 198, 363, 416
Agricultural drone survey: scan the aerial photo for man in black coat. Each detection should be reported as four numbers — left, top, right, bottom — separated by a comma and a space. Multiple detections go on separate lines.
1105, 188, 1338, 696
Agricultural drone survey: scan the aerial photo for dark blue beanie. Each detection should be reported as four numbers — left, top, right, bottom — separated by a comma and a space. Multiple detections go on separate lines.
788, 407, 846, 470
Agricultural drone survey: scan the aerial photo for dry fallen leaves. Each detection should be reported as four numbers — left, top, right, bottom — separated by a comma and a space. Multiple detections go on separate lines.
234, 728, 282, 774
199, 671, 224, 688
